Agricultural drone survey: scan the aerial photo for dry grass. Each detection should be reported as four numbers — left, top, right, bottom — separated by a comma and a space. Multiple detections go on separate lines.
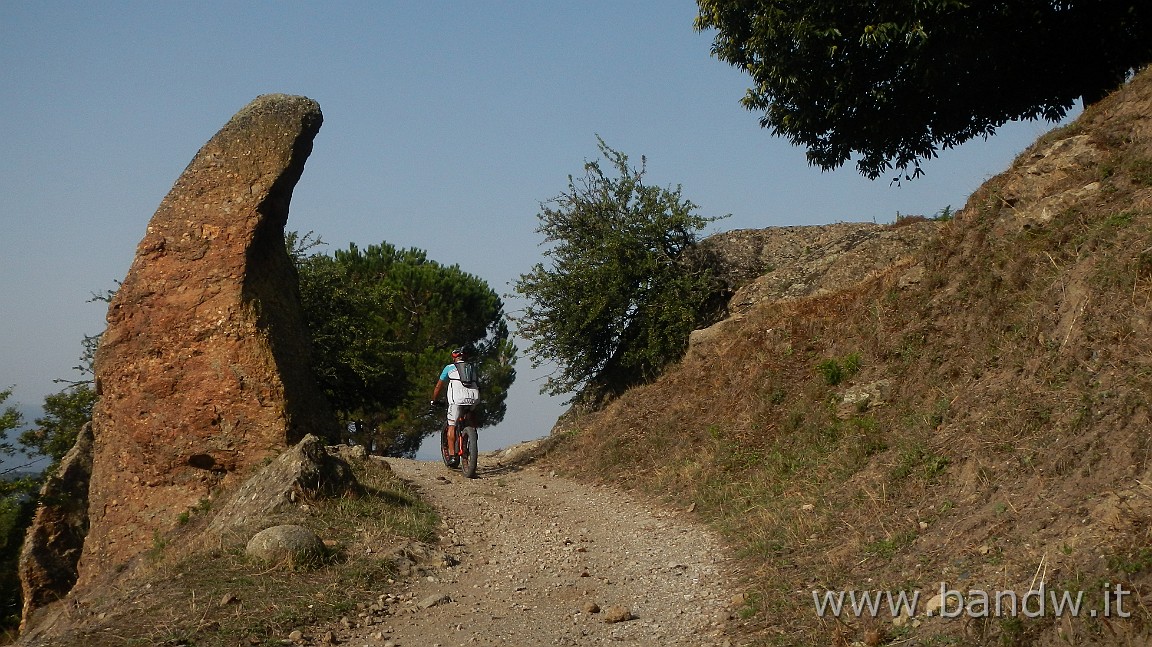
542, 71, 1152, 646
56, 457, 438, 647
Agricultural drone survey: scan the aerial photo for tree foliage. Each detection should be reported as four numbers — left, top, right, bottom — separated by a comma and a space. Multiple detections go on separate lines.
0, 389, 21, 462
695, 0, 1152, 180
0, 490, 30, 633
21, 385, 96, 470
0, 388, 32, 632
0, 387, 39, 485
0, 383, 95, 632
294, 238, 516, 456
513, 138, 724, 403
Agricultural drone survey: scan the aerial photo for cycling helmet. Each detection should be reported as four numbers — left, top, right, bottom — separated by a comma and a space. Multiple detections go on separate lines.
451, 347, 466, 360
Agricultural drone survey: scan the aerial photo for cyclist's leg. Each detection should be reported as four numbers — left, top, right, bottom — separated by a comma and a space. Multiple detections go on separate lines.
457, 405, 475, 454
458, 405, 472, 454
446, 404, 460, 456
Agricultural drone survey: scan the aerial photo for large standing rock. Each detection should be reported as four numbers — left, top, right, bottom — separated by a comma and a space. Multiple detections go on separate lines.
77, 94, 337, 588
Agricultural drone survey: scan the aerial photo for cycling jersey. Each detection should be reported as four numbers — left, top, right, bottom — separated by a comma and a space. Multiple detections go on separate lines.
439, 363, 479, 406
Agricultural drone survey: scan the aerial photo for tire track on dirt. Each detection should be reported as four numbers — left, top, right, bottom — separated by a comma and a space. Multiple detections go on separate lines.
343, 447, 737, 646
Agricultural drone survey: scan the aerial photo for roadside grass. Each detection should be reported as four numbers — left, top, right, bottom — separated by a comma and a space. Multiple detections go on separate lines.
67, 456, 438, 647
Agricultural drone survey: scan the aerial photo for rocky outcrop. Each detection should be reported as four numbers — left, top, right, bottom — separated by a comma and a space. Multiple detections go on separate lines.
697, 220, 940, 314
14, 435, 365, 645
205, 434, 356, 546
77, 94, 336, 590
688, 220, 939, 350
18, 423, 93, 630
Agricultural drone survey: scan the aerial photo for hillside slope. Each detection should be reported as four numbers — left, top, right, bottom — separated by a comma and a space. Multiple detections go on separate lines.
547, 69, 1152, 646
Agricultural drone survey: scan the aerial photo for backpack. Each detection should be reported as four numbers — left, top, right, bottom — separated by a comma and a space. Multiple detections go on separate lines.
454, 361, 479, 389
451, 361, 480, 406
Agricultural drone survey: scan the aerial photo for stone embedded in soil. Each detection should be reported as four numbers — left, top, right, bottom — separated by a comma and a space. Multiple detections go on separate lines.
418, 593, 451, 609
603, 605, 635, 623
245, 524, 325, 564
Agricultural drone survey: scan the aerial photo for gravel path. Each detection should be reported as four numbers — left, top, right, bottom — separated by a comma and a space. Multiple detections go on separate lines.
340, 446, 737, 646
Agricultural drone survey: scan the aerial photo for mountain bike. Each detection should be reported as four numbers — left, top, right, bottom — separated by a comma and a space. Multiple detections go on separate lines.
439, 406, 478, 479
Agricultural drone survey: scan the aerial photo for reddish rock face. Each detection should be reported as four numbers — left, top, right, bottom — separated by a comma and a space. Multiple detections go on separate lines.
19, 423, 93, 630
79, 94, 336, 586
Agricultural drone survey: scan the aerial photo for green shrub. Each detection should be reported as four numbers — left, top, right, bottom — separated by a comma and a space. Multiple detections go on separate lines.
0, 494, 36, 630
816, 359, 845, 386
816, 353, 862, 386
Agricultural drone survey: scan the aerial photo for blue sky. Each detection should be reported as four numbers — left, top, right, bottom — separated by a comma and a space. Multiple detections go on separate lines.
1, 1, 1070, 468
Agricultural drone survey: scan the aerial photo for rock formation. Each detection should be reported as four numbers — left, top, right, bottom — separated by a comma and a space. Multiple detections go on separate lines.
76, 94, 336, 589
687, 220, 939, 351
205, 434, 356, 547
18, 423, 93, 631
695, 220, 940, 315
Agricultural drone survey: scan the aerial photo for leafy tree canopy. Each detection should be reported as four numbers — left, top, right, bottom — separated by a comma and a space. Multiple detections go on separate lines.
1, 378, 95, 619
293, 237, 516, 456
1, 383, 96, 486
513, 138, 724, 404
695, 0, 1152, 180
1, 383, 95, 632
0, 389, 21, 462
21, 386, 96, 470
0, 389, 31, 630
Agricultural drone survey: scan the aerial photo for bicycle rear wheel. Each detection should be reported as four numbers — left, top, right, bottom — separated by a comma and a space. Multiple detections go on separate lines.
461, 426, 478, 478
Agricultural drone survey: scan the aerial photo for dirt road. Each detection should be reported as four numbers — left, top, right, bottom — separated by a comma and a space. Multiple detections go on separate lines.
340, 445, 737, 646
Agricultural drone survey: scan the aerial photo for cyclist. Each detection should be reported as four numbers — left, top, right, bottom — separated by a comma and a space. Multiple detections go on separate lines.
430, 347, 480, 463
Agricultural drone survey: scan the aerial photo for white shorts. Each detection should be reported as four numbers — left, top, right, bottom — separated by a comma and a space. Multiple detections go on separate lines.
447, 403, 474, 425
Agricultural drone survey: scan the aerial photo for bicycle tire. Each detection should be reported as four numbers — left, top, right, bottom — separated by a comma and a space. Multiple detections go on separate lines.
461, 426, 478, 478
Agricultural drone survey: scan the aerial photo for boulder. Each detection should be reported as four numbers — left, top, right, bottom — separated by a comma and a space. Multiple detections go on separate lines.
78, 94, 337, 588
602, 605, 635, 623
245, 525, 326, 565
205, 434, 356, 545
836, 379, 894, 419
